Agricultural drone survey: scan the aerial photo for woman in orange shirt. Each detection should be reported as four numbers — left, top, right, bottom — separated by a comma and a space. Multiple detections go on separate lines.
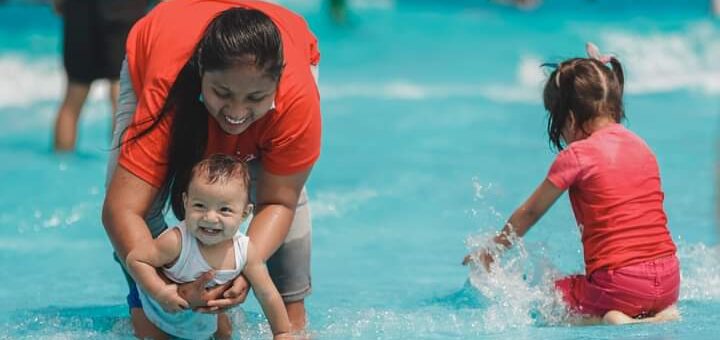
102, 1, 321, 337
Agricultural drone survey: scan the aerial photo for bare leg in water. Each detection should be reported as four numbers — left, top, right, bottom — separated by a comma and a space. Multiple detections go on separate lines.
54, 81, 90, 152
54, 79, 119, 152
603, 304, 680, 325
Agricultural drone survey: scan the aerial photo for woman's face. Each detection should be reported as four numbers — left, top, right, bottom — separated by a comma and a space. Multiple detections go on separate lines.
200, 64, 278, 135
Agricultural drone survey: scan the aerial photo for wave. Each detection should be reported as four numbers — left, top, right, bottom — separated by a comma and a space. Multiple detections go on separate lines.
310, 187, 379, 218
0, 54, 110, 109
2, 22, 717, 108
600, 22, 720, 94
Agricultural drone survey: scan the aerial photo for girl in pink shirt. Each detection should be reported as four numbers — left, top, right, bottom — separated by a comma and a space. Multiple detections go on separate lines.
464, 43, 680, 325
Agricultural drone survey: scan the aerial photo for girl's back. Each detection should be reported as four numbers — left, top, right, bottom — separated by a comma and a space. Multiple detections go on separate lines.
548, 123, 676, 274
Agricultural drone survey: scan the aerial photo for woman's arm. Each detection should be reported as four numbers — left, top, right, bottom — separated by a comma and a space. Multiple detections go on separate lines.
102, 166, 160, 261
248, 167, 312, 260
202, 167, 312, 311
463, 179, 565, 267
243, 241, 291, 338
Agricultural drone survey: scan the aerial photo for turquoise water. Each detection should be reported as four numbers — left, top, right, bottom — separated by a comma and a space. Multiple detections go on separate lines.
1, 0, 720, 338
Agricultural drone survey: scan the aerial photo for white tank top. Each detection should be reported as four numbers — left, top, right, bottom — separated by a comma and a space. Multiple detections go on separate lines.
163, 221, 249, 287
138, 222, 249, 339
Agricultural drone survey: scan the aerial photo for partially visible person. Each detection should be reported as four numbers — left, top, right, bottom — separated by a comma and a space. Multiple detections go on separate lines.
329, 0, 347, 24
126, 154, 291, 340
463, 43, 680, 325
491, 0, 541, 10
713, 0, 720, 16
52, 0, 147, 152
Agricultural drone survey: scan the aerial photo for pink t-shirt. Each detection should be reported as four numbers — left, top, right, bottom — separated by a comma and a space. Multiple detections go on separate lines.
546, 123, 676, 274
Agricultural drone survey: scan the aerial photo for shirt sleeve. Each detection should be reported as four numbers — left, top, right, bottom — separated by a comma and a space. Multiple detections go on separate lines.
547, 148, 583, 190
260, 92, 321, 175
117, 76, 174, 189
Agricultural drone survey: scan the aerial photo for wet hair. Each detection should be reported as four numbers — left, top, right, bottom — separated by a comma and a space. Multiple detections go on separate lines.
123, 8, 283, 219
543, 57, 625, 150
190, 154, 250, 189
185, 154, 251, 216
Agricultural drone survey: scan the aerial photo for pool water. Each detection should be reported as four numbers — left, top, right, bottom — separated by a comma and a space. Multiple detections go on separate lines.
1, 0, 719, 338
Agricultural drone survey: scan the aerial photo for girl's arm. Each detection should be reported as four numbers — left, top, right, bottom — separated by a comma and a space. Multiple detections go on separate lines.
126, 228, 189, 312
464, 179, 565, 267
242, 241, 291, 338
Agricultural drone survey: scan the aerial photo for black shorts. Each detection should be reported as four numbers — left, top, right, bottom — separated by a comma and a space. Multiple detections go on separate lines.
62, 0, 147, 83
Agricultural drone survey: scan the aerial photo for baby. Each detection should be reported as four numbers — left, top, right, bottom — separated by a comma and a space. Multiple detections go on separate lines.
126, 154, 290, 339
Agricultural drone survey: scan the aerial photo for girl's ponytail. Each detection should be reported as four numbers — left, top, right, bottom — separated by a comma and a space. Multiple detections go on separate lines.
609, 57, 624, 95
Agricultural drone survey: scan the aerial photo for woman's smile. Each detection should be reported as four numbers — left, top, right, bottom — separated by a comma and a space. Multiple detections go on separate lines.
223, 113, 250, 126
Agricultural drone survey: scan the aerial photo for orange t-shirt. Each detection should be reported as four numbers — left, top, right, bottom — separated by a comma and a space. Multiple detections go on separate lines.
119, 0, 321, 188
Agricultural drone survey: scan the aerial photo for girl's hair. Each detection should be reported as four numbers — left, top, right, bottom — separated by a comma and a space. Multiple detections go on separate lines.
543, 57, 625, 150
125, 8, 284, 219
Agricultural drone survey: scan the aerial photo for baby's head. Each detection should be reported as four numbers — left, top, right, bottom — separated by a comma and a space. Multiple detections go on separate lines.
543, 50, 625, 150
183, 154, 252, 245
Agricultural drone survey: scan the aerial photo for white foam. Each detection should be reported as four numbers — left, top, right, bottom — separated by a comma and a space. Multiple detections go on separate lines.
465, 231, 571, 330
4, 23, 717, 109
320, 55, 545, 104
677, 242, 720, 301
0, 54, 110, 109
601, 22, 720, 94
310, 188, 379, 218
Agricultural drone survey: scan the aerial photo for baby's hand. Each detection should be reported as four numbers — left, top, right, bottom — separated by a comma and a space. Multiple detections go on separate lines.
154, 284, 190, 313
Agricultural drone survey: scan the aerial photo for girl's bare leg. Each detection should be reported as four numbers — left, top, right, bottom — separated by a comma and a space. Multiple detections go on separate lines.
603, 305, 680, 325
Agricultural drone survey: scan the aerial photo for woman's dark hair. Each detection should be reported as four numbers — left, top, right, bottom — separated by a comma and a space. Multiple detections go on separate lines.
543, 57, 625, 151
124, 8, 284, 220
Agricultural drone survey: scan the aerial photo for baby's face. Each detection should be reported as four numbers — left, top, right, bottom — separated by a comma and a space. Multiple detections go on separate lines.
183, 176, 251, 246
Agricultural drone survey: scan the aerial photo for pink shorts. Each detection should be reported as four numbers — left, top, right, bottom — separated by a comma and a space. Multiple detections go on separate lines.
554, 256, 680, 317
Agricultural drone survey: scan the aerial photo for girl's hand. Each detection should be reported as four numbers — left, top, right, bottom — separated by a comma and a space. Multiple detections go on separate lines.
154, 284, 189, 313
462, 248, 495, 272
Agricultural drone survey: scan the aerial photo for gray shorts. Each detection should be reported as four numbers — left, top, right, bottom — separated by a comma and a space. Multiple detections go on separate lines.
108, 59, 312, 303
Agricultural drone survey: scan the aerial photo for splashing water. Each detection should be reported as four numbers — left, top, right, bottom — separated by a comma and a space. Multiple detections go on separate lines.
464, 227, 575, 332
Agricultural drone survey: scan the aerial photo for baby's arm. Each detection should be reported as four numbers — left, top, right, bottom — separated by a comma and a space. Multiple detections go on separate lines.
464, 179, 564, 267
242, 241, 291, 339
126, 228, 189, 312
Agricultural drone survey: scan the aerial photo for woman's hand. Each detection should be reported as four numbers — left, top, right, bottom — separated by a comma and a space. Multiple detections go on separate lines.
153, 284, 189, 313
201, 274, 251, 313
177, 271, 250, 313
177, 271, 221, 310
